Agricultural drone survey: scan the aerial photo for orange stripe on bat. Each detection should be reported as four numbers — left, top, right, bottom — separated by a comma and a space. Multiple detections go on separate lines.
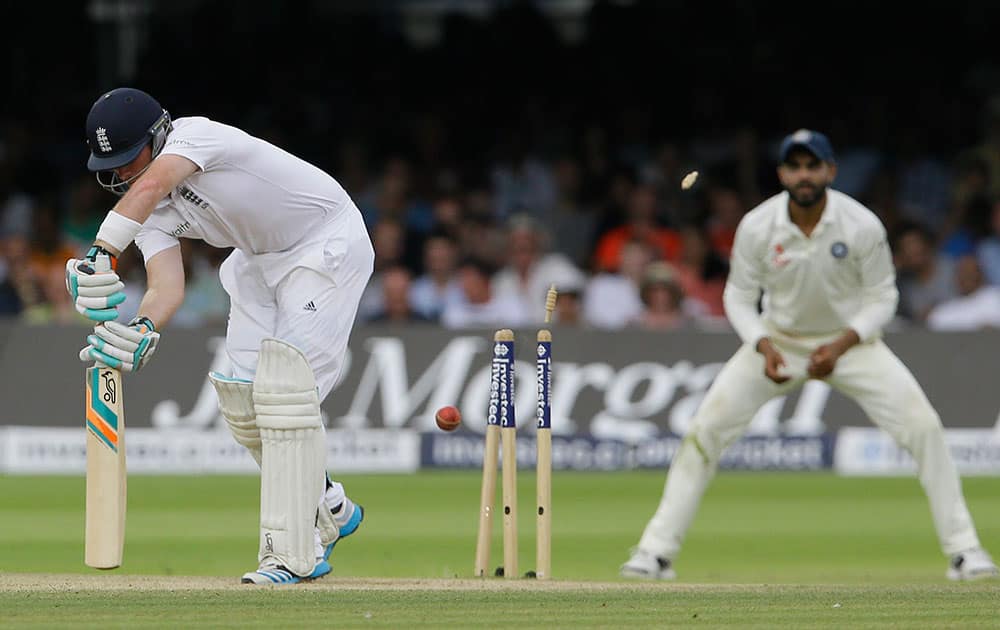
86, 405, 119, 447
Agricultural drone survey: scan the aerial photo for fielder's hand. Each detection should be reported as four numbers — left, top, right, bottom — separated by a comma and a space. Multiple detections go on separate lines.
807, 344, 840, 379
756, 337, 791, 384
65, 247, 125, 322
807, 330, 859, 379
80, 317, 160, 372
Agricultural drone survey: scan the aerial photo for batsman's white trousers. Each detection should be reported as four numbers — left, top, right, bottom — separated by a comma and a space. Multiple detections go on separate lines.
638, 329, 982, 559
219, 204, 374, 399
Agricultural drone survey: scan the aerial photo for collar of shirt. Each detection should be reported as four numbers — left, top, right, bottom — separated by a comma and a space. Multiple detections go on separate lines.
773, 190, 839, 239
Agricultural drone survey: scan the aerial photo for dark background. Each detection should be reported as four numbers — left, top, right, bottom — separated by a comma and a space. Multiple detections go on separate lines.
7, 0, 1000, 194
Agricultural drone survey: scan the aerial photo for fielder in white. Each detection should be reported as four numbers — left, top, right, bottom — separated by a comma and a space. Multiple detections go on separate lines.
66, 88, 374, 584
621, 129, 998, 581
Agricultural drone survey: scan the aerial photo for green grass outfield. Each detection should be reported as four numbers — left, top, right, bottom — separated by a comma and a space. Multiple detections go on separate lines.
1, 472, 998, 628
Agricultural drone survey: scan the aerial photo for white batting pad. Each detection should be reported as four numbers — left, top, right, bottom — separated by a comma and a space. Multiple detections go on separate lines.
253, 339, 326, 577
209, 372, 261, 466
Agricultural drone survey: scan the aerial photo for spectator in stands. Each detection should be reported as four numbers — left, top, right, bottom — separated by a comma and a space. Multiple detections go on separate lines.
671, 224, 729, 318
359, 156, 434, 236
633, 262, 690, 331
410, 231, 463, 321
592, 184, 681, 273
169, 241, 231, 328
29, 199, 77, 323
441, 257, 528, 329
62, 175, 106, 252
553, 283, 585, 327
369, 266, 430, 324
583, 239, 654, 329
0, 190, 32, 244
2, 230, 45, 322
455, 202, 507, 268
358, 217, 408, 321
950, 155, 991, 218
892, 221, 957, 323
895, 132, 952, 233
704, 185, 744, 260
0, 227, 24, 315
545, 156, 599, 269
492, 214, 585, 324
955, 96, 1000, 203
974, 197, 1000, 285
927, 255, 1000, 331
429, 194, 464, 242
641, 143, 686, 222
939, 192, 992, 260
491, 134, 556, 221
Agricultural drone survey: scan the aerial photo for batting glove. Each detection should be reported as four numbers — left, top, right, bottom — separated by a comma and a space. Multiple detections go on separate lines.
80, 317, 160, 372
66, 246, 125, 322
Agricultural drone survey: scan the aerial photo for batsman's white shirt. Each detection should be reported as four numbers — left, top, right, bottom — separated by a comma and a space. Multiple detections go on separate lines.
137, 117, 356, 257
133, 117, 375, 396
723, 189, 897, 346
636, 188, 982, 560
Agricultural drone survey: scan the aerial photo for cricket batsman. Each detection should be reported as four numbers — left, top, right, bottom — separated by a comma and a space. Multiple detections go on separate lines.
66, 87, 373, 584
621, 129, 998, 581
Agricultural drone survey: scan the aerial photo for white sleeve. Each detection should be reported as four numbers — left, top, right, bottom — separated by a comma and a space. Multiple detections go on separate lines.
722, 219, 769, 347
846, 227, 898, 342
134, 223, 180, 263
159, 119, 228, 172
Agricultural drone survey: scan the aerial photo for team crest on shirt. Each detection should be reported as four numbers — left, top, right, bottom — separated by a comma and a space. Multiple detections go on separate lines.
177, 185, 212, 210
830, 241, 848, 259
771, 243, 790, 268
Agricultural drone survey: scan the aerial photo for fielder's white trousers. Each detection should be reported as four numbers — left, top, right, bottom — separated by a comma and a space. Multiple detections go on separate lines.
637, 330, 982, 559
219, 205, 374, 399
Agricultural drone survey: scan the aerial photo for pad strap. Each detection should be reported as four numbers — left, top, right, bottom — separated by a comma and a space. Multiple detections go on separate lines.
316, 501, 340, 548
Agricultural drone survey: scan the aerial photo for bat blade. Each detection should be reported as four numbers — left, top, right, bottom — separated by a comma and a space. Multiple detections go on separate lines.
85, 365, 126, 569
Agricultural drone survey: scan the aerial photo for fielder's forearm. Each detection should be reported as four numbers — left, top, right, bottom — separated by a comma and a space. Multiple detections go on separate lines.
723, 286, 769, 349
832, 329, 861, 354
846, 291, 897, 343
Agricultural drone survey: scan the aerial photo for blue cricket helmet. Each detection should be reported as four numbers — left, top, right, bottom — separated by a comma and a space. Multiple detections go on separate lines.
86, 87, 171, 172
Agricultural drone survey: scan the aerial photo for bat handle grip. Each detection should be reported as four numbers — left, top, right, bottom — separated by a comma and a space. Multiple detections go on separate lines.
91, 253, 116, 366
93, 253, 113, 274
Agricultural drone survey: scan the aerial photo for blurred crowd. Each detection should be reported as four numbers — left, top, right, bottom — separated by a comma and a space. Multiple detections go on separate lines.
6, 100, 1000, 334
3, 1, 1000, 333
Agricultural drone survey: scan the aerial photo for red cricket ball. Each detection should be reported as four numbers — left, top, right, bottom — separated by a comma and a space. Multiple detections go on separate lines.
435, 405, 462, 432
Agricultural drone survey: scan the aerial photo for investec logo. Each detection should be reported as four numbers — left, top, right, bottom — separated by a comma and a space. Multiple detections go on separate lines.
536, 344, 550, 426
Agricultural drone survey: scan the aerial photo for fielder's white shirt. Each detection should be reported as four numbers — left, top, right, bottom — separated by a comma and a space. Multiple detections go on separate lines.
134, 117, 353, 260
723, 189, 897, 345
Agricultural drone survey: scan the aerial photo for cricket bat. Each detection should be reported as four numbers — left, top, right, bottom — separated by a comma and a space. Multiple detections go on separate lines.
84, 254, 126, 569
